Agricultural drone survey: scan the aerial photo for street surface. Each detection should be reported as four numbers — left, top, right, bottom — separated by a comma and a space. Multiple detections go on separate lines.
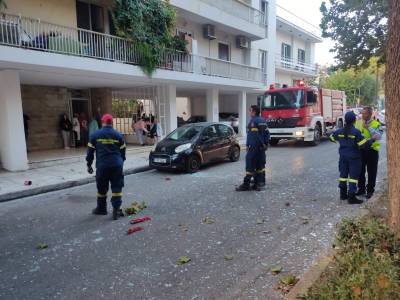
0, 138, 387, 300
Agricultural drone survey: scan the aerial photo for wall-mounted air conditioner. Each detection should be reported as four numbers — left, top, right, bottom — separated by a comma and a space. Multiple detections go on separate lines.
203, 24, 216, 40
236, 36, 249, 49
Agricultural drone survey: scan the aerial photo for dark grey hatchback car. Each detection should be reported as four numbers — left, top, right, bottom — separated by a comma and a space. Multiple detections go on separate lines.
149, 122, 241, 173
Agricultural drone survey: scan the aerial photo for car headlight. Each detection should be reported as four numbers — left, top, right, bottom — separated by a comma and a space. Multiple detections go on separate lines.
175, 143, 192, 153
295, 131, 304, 137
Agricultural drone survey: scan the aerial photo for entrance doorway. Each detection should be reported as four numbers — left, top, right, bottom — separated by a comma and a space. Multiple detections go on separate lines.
69, 89, 91, 147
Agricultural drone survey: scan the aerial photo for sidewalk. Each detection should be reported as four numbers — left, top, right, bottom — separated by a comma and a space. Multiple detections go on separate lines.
0, 147, 152, 202
0, 136, 246, 202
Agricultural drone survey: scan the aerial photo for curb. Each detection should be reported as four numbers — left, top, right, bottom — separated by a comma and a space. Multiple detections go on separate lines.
284, 190, 384, 300
0, 165, 152, 203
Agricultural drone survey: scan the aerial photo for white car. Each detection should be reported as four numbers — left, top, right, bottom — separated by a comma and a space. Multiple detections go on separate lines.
377, 109, 385, 125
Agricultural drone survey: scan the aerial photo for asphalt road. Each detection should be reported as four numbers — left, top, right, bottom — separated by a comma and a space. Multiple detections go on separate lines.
0, 138, 387, 300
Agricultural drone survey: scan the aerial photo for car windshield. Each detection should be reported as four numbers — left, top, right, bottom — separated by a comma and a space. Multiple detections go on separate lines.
166, 125, 203, 141
260, 90, 305, 110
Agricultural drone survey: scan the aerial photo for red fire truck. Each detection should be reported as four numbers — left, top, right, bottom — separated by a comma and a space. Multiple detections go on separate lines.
258, 81, 346, 146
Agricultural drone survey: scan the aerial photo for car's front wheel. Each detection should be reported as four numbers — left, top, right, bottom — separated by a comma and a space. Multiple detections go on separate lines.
186, 155, 201, 173
229, 145, 241, 162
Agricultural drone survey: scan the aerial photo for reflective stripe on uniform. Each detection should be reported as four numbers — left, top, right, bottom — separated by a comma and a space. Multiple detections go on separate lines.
329, 135, 336, 142
348, 178, 358, 184
250, 128, 259, 132
246, 171, 254, 176
120, 143, 127, 149
112, 192, 123, 197
357, 138, 368, 146
97, 193, 107, 198
88, 142, 95, 149
256, 169, 265, 173
337, 134, 355, 139
338, 178, 348, 182
338, 178, 358, 183
97, 138, 119, 144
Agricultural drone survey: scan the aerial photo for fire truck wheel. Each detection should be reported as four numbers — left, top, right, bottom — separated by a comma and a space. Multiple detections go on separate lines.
269, 138, 280, 146
309, 125, 321, 146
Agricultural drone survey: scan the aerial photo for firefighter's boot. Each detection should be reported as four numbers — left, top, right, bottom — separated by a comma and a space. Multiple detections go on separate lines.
347, 193, 363, 205
112, 206, 124, 220
92, 199, 107, 215
236, 183, 251, 191
340, 188, 348, 200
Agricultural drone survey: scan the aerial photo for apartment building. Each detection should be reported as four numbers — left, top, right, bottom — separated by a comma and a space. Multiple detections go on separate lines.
0, 0, 319, 172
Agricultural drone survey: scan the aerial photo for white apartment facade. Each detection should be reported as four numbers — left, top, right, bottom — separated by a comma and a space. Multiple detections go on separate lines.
0, 0, 319, 172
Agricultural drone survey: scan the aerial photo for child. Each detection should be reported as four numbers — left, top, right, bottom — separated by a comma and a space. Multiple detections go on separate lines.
330, 111, 372, 204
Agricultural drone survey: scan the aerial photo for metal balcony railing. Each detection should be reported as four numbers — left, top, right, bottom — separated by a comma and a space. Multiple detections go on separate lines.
0, 13, 262, 82
199, 0, 266, 26
275, 54, 318, 76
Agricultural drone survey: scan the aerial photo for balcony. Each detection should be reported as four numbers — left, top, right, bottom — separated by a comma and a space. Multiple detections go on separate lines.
275, 54, 318, 77
0, 13, 262, 83
169, 0, 266, 40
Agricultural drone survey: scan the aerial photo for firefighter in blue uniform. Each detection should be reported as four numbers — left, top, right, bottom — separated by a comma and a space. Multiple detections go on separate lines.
330, 111, 377, 204
86, 114, 126, 220
236, 105, 270, 191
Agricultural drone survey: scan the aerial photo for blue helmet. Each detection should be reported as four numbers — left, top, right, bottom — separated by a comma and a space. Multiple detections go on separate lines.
345, 111, 356, 124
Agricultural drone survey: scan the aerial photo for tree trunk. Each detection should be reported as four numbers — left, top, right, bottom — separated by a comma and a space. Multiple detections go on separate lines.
386, 0, 400, 232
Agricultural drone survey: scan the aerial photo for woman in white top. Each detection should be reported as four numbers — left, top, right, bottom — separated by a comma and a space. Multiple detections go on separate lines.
72, 113, 81, 147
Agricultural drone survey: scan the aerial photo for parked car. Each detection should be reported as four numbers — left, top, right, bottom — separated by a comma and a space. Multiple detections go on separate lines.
377, 109, 385, 125
185, 115, 206, 124
149, 122, 241, 173
219, 112, 239, 133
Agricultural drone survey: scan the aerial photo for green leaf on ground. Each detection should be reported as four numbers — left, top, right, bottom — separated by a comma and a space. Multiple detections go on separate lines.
224, 255, 234, 261
177, 256, 191, 265
203, 217, 215, 224
36, 243, 48, 249
256, 218, 264, 224
280, 274, 298, 286
271, 266, 283, 274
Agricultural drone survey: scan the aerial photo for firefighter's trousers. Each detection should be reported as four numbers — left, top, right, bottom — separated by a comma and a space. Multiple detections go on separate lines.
338, 156, 361, 194
243, 148, 266, 185
96, 166, 124, 208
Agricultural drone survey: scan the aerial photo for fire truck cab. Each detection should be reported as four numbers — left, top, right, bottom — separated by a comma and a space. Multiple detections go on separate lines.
258, 81, 346, 146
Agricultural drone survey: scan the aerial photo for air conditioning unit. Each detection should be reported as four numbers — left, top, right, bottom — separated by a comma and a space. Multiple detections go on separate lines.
203, 24, 216, 40
236, 36, 249, 49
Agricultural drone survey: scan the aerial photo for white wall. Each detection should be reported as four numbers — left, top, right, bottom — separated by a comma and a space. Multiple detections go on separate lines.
276, 30, 311, 64
176, 97, 191, 119
219, 95, 239, 113
190, 96, 207, 116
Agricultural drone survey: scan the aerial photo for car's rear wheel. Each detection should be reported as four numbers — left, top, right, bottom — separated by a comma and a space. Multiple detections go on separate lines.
229, 145, 241, 162
186, 155, 201, 173
269, 138, 280, 146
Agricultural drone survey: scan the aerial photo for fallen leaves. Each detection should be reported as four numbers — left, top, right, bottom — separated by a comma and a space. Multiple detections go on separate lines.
177, 256, 191, 265
377, 273, 391, 289
36, 243, 48, 250
301, 216, 311, 225
203, 217, 215, 224
352, 286, 362, 298
274, 274, 299, 294
256, 218, 264, 224
125, 201, 147, 215
271, 266, 282, 275
224, 255, 234, 261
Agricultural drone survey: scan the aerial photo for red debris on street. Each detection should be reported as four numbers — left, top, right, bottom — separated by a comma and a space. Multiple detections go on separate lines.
130, 216, 151, 225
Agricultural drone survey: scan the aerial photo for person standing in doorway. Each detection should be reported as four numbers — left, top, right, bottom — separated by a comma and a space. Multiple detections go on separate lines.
72, 113, 81, 147
89, 117, 99, 138
86, 114, 126, 220
80, 113, 89, 148
133, 117, 148, 146
60, 113, 72, 149
355, 106, 383, 199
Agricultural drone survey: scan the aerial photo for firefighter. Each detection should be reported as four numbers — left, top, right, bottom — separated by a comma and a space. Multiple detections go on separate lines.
86, 114, 126, 220
355, 106, 382, 199
329, 111, 376, 204
236, 105, 270, 191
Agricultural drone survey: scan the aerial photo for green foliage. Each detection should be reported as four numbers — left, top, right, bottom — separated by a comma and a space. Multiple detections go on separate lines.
112, 0, 184, 76
302, 217, 400, 300
322, 63, 378, 106
0, 0, 7, 10
320, 0, 388, 69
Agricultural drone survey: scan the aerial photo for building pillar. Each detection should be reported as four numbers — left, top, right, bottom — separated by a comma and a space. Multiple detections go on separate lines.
158, 84, 177, 135
206, 88, 219, 122
238, 91, 247, 137
90, 88, 112, 117
0, 70, 28, 171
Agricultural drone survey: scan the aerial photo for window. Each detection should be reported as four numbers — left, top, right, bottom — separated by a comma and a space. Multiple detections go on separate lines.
176, 28, 193, 39
203, 125, 218, 139
260, 90, 305, 110
259, 50, 268, 83
298, 49, 306, 64
218, 43, 230, 61
217, 124, 233, 138
281, 43, 291, 59
76, 1, 104, 32
260, 0, 268, 25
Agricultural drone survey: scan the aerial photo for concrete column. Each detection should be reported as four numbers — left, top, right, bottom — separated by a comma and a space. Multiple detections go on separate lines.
0, 70, 28, 171
238, 91, 247, 137
90, 88, 112, 117
206, 88, 219, 122
164, 84, 177, 134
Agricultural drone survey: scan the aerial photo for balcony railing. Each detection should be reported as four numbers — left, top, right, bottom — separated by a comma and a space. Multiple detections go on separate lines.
199, 0, 265, 26
0, 13, 262, 82
275, 54, 318, 76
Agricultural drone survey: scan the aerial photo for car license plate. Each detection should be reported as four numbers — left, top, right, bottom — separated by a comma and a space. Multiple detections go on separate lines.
153, 157, 167, 163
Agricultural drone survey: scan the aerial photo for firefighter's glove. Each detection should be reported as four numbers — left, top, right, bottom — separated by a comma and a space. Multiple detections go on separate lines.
87, 165, 94, 174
